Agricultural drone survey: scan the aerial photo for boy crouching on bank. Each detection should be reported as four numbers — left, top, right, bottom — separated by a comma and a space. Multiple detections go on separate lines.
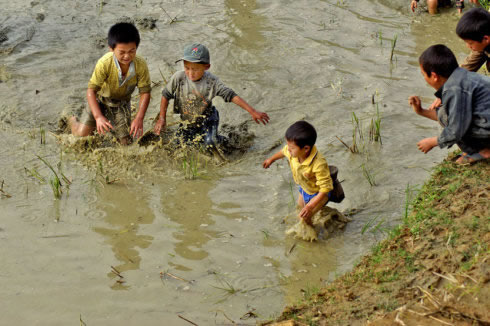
69, 22, 151, 145
409, 44, 490, 164
263, 121, 334, 225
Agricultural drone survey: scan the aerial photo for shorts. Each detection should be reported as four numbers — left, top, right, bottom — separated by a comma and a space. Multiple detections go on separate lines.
81, 97, 132, 139
298, 186, 331, 205
176, 106, 222, 148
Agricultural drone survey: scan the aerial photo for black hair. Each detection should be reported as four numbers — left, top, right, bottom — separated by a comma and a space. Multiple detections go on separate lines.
285, 121, 317, 148
419, 44, 458, 79
107, 22, 140, 49
456, 8, 490, 42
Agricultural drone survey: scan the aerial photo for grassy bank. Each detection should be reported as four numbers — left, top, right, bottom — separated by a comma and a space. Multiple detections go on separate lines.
265, 155, 489, 326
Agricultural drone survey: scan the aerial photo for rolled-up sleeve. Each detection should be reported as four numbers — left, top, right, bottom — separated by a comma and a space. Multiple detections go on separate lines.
314, 161, 333, 194
137, 62, 151, 94
88, 59, 107, 91
437, 86, 473, 148
214, 77, 237, 102
161, 72, 179, 100
461, 50, 487, 72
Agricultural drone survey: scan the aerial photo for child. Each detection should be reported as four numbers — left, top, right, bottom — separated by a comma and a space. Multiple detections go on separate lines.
410, 0, 474, 15
263, 121, 333, 225
408, 44, 490, 164
153, 43, 269, 147
457, 8, 490, 73
69, 22, 151, 145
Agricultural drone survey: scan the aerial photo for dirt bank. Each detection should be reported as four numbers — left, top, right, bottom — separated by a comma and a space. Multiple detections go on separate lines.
265, 154, 489, 326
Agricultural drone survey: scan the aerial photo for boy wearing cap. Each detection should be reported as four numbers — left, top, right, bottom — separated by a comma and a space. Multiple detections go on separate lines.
153, 43, 269, 147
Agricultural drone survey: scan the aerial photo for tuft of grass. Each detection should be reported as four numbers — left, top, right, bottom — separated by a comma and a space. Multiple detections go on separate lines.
36, 155, 71, 199
40, 125, 46, 145
390, 34, 398, 62
181, 151, 202, 179
369, 102, 382, 144
361, 163, 376, 186
478, 0, 489, 9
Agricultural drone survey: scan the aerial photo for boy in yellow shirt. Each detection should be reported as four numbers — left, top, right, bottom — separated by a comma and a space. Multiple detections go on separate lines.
263, 121, 333, 225
69, 22, 151, 145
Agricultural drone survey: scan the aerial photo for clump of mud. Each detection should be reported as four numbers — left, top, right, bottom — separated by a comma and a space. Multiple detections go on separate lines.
54, 120, 256, 178
286, 206, 351, 242
115, 16, 157, 30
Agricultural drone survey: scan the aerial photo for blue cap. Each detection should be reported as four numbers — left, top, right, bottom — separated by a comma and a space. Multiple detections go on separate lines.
177, 43, 210, 64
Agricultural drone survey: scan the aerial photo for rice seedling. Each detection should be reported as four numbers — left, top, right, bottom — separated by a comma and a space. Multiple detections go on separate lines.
181, 151, 202, 179
261, 229, 271, 239
24, 167, 46, 183
390, 34, 398, 62
351, 112, 365, 153
361, 163, 376, 186
40, 125, 46, 145
36, 155, 71, 199
369, 102, 382, 144
212, 276, 242, 303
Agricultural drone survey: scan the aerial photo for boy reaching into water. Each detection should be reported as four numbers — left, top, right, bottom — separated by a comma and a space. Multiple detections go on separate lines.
153, 43, 269, 147
263, 121, 334, 225
410, 0, 477, 15
409, 44, 490, 164
69, 22, 151, 145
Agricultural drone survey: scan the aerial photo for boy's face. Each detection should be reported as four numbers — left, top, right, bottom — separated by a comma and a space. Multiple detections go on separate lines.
110, 42, 137, 67
420, 64, 440, 90
287, 140, 310, 159
184, 61, 210, 82
463, 36, 489, 52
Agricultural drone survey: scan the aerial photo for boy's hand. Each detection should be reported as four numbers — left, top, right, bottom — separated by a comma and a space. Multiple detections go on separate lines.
410, 0, 418, 12
251, 111, 270, 125
95, 116, 113, 135
428, 98, 441, 111
262, 158, 274, 169
130, 117, 144, 138
417, 137, 438, 153
154, 118, 166, 135
299, 205, 314, 225
408, 96, 423, 115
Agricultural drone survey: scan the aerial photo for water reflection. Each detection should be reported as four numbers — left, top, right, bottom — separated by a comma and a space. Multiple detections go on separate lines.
162, 180, 218, 263
92, 184, 154, 290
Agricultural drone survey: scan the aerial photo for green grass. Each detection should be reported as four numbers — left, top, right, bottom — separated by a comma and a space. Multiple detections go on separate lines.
361, 163, 376, 186
478, 0, 489, 10
181, 151, 203, 179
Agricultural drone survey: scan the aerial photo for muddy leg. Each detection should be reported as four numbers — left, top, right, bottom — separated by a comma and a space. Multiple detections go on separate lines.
427, 0, 438, 14
69, 117, 94, 137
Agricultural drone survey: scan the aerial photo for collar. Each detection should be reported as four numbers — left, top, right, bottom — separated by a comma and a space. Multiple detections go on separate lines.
433, 67, 465, 99
113, 54, 135, 87
300, 145, 318, 166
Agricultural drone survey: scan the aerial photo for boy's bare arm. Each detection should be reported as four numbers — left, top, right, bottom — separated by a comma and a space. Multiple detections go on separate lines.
231, 95, 270, 125
263, 149, 285, 168
130, 92, 151, 138
409, 96, 438, 121
154, 96, 169, 135
299, 192, 328, 224
87, 88, 113, 134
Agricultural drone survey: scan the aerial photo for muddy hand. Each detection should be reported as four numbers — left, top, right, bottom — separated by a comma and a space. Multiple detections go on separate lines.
153, 119, 166, 135
410, 0, 417, 12
95, 116, 113, 135
408, 96, 423, 115
252, 111, 270, 125
130, 117, 144, 138
428, 98, 441, 111
263, 158, 273, 169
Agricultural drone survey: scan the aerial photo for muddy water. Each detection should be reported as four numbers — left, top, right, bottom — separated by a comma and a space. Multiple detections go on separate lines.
0, 0, 473, 324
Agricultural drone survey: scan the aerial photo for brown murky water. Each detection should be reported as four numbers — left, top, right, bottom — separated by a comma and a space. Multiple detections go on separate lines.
0, 0, 474, 324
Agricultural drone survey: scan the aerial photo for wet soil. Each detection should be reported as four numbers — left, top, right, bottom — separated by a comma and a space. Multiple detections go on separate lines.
266, 155, 490, 326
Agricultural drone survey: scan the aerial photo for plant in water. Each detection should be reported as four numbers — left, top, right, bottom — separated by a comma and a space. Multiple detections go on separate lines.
36, 155, 71, 199
361, 163, 376, 186
181, 151, 204, 179
361, 215, 387, 236
369, 102, 382, 144
390, 34, 398, 62
40, 125, 46, 145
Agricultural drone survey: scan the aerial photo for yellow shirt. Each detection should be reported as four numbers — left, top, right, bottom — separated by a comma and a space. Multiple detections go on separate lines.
88, 52, 151, 102
283, 145, 333, 195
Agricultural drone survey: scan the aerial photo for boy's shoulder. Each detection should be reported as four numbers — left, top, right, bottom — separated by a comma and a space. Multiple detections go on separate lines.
96, 52, 114, 65
132, 54, 149, 68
